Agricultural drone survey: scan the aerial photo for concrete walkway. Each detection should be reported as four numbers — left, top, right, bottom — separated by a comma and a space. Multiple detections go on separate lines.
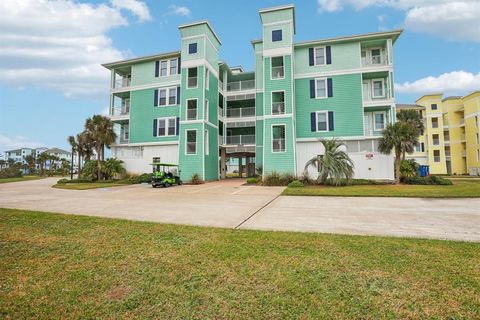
1, 178, 479, 242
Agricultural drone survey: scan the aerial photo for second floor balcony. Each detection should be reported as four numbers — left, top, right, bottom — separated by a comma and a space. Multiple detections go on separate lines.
226, 134, 255, 145
226, 80, 255, 92
226, 107, 255, 119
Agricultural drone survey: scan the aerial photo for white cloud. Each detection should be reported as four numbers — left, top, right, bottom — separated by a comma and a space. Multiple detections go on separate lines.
111, 0, 151, 21
0, 134, 47, 151
317, 0, 480, 42
396, 71, 480, 95
166, 4, 191, 17
0, 0, 151, 99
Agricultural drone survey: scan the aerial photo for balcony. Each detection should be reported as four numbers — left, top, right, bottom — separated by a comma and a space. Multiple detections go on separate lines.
362, 80, 393, 106
361, 53, 388, 67
461, 134, 466, 142
218, 135, 224, 145
227, 80, 255, 92
226, 107, 255, 119
218, 107, 224, 118
462, 150, 467, 157
226, 134, 255, 145
459, 119, 465, 127
114, 77, 131, 89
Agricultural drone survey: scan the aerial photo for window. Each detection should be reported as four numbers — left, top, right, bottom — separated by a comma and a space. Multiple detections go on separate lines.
315, 78, 327, 98
475, 115, 479, 127
157, 87, 177, 106
316, 112, 328, 132
476, 133, 479, 145
431, 104, 437, 110
186, 130, 197, 154
204, 99, 209, 122
160, 60, 168, 77
187, 99, 197, 120
156, 117, 176, 137
205, 69, 209, 90
372, 79, 385, 98
371, 48, 381, 64
271, 56, 284, 79
188, 43, 197, 54
432, 134, 440, 145
415, 143, 425, 152
374, 112, 386, 131
169, 58, 177, 75
314, 47, 325, 66
272, 125, 286, 152
272, 91, 285, 115
187, 67, 198, 88
123, 124, 129, 140
477, 149, 480, 162
431, 117, 439, 128
433, 150, 440, 162
272, 29, 282, 42
204, 130, 209, 155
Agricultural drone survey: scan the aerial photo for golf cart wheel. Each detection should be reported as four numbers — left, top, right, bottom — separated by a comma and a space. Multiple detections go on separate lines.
164, 183, 171, 188
177, 179, 182, 185
152, 184, 157, 188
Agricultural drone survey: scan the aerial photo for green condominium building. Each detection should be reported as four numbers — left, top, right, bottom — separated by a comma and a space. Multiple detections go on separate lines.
103, 4, 401, 181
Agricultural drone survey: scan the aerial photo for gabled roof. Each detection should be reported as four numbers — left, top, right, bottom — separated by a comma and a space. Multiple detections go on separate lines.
102, 51, 180, 69
178, 20, 222, 45
295, 29, 403, 47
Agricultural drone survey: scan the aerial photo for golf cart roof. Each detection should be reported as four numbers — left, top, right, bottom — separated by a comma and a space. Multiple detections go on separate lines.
150, 162, 178, 167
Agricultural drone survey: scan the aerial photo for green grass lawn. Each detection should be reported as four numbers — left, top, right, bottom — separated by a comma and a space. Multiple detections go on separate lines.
52, 182, 128, 190
283, 180, 480, 198
0, 176, 43, 184
1, 208, 479, 319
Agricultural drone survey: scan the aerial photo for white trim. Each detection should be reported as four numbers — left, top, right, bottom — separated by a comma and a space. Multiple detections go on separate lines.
263, 46, 292, 57
294, 65, 393, 79
315, 111, 329, 132
181, 58, 219, 79
296, 136, 382, 142
111, 140, 179, 147
186, 98, 198, 121
156, 116, 177, 137
111, 80, 181, 94
156, 86, 179, 107
313, 46, 326, 66
205, 68, 209, 90
204, 98, 209, 122
204, 129, 209, 156
186, 66, 199, 89
262, 19, 293, 27
271, 123, 287, 153
373, 111, 386, 131
158, 59, 178, 77
314, 78, 328, 99
271, 90, 286, 115
371, 78, 385, 98
185, 129, 197, 155
270, 55, 285, 80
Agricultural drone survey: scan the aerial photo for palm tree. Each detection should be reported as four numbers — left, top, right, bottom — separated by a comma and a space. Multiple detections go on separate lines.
304, 140, 354, 186
396, 109, 425, 160
24, 154, 36, 174
0, 159, 6, 170
85, 115, 117, 180
36, 152, 49, 176
378, 122, 417, 184
102, 158, 126, 180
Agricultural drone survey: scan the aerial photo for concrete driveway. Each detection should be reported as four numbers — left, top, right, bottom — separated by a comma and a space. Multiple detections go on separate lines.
1, 178, 480, 242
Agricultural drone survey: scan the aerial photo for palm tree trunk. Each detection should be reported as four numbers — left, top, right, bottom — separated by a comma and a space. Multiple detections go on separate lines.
96, 146, 102, 180
395, 154, 401, 185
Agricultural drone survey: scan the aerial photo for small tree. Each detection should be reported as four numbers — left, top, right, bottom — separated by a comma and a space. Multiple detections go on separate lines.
85, 115, 116, 180
102, 158, 126, 180
396, 109, 424, 160
378, 122, 417, 184
304, 140, 354, 186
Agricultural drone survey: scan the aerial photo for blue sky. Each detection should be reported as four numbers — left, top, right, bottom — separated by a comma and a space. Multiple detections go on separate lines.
1, 0, 479, 153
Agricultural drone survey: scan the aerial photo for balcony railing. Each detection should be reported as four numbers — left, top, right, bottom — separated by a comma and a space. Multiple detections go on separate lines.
363, 85, 392, 102
218, 107, 224, 118
218, 79, 224, 91
226, 134, 255, 145
218, 135, 224, 145
187, 109, 197, 120
459, 119, 465, 126
272, 139, 286, 152
462, 150, 467, 157
361, 53, 388, 67
114, 77, 131, 89
118, 137, 129, 144
461, 134, 466, 141
272, 102, 285, 115
271, 66, 284, 79
111, 107, 130, 117
226, 107, 255, 118
188, 77, 198, 88
226, 80, 255, 92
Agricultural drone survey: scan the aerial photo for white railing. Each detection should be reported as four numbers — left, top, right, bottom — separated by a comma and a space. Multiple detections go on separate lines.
218, 79, 224, 91
226, 134, 255, 145
363, 82, 391, 101
218, 107, 224, 118
361, 52, 388, 67
114, 76, 131, 88
226, 107, 255, 118
226, 80, 255, 92
187, 109, 197, 120
272, 102, 285, 115
188, 77, 198, 88
461, 134, 466, 141
111, 107, 130, 117
271, 66, 284, 79
272, 139, 286, 152
218, 135, 224, 145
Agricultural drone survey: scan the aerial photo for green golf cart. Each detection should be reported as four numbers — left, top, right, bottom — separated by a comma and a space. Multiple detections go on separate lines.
150, 162, 182, 188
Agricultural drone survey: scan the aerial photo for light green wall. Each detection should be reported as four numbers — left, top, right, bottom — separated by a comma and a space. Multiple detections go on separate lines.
178, 123, 204, 181
204, 124, 218, 180
294, 42, 360, 75
295, 73, 364, 138
263, 117, 296, 174
263, 22, 293, 50
129, 88, 179, 143
131, 58, 180, 86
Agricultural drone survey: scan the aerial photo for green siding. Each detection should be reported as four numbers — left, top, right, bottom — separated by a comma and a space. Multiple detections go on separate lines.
129, 88, 179, 143
179, 124, 204, 181
131, 59, 180, 87
295, 73, 364, 138
294, 42, 360, 75
255, 119, 264, 170
263, 117, 295, 174
204, 124, 218, 180
264, 55, 293, 115
263, 22, 293, 50
255, 92, 264, 116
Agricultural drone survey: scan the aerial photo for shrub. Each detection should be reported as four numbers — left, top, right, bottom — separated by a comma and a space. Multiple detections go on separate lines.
263, 171, 296, 186
403, 176, 453, 185
400, 159, 419, 180
288, 180, 304, 188
0, 167, 23, 179
80, 160, 98, 180
246, 177, 257, 184
190, 173, 203, 185
323, 178, 383, 186
56, 178, 69, 184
